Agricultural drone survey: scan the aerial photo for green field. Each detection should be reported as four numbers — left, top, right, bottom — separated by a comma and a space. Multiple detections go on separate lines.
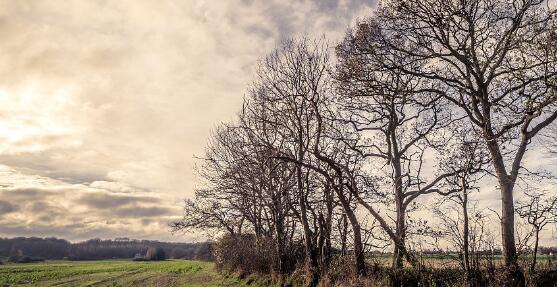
0, 260, 270, 287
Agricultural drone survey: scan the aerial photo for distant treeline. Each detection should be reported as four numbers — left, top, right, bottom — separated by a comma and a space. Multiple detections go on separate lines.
0, 237, 213, 261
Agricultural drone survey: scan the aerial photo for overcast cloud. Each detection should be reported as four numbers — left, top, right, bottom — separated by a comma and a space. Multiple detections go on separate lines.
0, 0, 375, 242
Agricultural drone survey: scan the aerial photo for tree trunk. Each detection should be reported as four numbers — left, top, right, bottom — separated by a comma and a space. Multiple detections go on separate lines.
499, 181, 524, 286
462, 179, 471, 280
354, 192, 418, 268
340, 214, 348, 256
324, 231, 331, 271
317, 213, 325, 269
274, 214, 287, 273
391, 143, 406, 270
531, 228, 540, 273
336, 189, 366, 276
500, 182, 517, 267
483, 128, 524, 286
392, 206, 405, 269
297, 165, 319, 286
391, 199, 406, 287
321, 186, 333, 271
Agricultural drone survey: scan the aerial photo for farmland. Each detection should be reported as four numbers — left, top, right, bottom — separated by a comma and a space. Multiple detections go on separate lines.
0, 260, 269, 287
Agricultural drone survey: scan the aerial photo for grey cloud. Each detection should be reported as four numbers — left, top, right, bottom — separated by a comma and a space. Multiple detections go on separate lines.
0, 220, 186, 242
78, 192, 161, 209
141, 218, 154, 225
30, 201, 56, 213
0, 187, 58, 200
0, 181, 183, 241
243, 24, 275, 40
0, 223, 87, 239
262, 0, 376, 40
113, 206, 175, 218
0, 151, 110, 184
0, 200, 17, 215
315, 0, 376, 13
37, 213, 62, 223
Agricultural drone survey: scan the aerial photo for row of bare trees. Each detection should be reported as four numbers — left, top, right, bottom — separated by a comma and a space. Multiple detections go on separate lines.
174, 0, 557, 285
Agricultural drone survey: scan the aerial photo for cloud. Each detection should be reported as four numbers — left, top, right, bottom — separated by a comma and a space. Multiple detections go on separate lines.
89, 181, 148, 193
77, 192, 160, 209
113, 206, 175, 218
0, 150, 110, 184
0, 0, 376, 191
0, 167, 182, 241
0, 0, 375, 241
0, 200, 17, 215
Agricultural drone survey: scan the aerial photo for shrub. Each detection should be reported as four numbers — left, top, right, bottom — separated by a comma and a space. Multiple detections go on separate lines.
213, 234, 276, 274
193, 242, 213, 261
145, 247, 166, 261
7, 255, 44, 264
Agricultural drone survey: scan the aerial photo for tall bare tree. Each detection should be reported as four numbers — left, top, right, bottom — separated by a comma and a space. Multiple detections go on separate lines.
361, 1, 557, 282
243, 38, 362, 281
335, 21, 469, 269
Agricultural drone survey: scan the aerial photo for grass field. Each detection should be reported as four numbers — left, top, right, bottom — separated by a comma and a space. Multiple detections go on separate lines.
0, 260, 270, 287
2, 256, 555, 287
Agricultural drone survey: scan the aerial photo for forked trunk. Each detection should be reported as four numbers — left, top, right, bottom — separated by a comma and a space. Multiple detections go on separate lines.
484, 127, 524, 286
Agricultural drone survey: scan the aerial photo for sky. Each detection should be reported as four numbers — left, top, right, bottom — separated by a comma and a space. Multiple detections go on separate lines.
0, 0, 376, 242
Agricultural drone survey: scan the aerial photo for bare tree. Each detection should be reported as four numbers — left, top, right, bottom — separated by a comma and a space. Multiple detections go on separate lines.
434, 133, 490, 282
171, 193, 244, 236
516, 191, 557, 272
172, 120, 301, 273
174, 4, 557, 283
359, 1, 557, 282
335, 21, 471, 269
243, 38, 365, 281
